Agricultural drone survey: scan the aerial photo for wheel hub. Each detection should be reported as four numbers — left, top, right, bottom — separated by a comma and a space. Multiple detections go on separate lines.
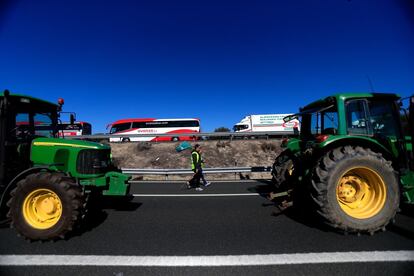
338, 176, 362, 203
23, 189, 62, 229
336, 167, 386, 219
39, 197, 57, 215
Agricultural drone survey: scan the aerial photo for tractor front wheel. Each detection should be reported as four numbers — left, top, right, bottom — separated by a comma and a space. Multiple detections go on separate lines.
311, 146, 399, 234
271, 150, 294, 190
7, 172, 84, 241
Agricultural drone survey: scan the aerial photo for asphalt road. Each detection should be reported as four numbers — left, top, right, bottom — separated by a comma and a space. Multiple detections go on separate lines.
1, 180, 414, 275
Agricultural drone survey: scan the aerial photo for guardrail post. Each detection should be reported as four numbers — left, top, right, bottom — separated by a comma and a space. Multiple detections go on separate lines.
234, 161, 237, 180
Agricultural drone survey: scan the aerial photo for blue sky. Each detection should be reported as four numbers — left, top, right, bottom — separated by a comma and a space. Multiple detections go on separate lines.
1, 0, 414, 133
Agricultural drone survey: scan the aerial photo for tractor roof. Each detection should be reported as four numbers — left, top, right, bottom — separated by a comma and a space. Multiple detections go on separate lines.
300, 92, 400, 111
0, 92, 58, 107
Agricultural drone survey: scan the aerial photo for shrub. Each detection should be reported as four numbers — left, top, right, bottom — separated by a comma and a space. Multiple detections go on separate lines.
216, 141, 231, 148
136, 142, 152, 152
260, 142, 277, 152
214, 127, 231, 132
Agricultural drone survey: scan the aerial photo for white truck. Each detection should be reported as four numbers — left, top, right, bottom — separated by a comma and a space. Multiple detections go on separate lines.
233, 114, 299, 133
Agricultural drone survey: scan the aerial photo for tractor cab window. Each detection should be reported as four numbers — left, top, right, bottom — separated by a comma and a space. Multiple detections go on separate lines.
368, 100, 399, 137
13, 112, 55, 139
34, 113, 54, 137
15, 113, 31, 139
399, 101, 410, 136
346, 100, 369, 135
309, 106, 338, 135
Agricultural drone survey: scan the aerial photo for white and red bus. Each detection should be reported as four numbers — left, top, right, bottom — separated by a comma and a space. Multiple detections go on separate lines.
108, 118, 200, 142
58, 121, 92, 137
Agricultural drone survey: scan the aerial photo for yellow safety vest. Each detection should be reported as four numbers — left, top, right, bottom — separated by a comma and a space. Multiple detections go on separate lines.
191, 151, 200, 170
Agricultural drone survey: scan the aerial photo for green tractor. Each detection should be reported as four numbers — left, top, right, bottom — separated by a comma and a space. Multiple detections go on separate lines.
0, 90, 130, 240
271, 93, 414, 234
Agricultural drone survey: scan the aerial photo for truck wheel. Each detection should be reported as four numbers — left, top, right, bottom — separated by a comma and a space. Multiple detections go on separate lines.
122, 138, 130, 142
271, 150, 294, 190
311, 146, 399, 234
7, 172, 84, 241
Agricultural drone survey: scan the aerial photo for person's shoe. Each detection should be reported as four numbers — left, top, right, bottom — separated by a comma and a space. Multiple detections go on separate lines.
186, 182, 192, 189
195, 187, 203, 191
203, 182, 211, 187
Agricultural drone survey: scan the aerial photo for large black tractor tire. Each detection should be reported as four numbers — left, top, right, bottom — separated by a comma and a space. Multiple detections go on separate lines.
271, 150, 294, 190
7, 172, 85, 241
311, 146, 400, 234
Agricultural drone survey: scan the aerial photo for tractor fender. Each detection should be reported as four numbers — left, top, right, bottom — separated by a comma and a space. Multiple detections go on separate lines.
319, 136, 394, 163
0, 166, 51, 219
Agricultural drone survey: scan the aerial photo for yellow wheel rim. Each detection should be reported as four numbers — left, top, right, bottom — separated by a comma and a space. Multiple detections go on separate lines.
336, 167, 386, 219
22, 189, 62, 229
288, 163, 294, 176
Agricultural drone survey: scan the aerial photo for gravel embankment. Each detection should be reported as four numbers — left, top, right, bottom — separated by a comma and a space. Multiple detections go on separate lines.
110, 139, 283, 180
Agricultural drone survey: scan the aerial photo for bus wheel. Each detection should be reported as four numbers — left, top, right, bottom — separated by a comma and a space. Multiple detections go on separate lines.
122, 138, 130, 142
172, 137, 180, 142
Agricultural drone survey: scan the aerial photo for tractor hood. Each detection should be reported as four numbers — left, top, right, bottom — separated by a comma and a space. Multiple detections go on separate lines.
31, 137, 109, 150
30, 138, 112, 176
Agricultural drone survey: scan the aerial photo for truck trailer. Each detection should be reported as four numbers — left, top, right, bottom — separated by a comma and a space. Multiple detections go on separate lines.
233, 114, 299, 133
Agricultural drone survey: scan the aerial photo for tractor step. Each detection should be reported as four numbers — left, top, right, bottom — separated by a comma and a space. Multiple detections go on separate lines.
267, 189, 292, 201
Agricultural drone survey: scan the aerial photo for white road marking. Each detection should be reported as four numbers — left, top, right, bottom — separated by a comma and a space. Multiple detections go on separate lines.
1, 251, 413, 267
132, 193, 260, 197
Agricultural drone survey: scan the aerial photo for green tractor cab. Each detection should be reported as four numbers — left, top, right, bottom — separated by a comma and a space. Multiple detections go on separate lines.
271, 93, 414, 234
0, 90, 130, 241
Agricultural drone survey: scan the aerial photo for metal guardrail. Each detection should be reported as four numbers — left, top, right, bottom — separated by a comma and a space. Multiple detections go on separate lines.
122, 166, 272, 177
64, 131, 296, 141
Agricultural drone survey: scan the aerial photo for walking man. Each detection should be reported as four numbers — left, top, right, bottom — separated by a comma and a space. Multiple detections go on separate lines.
188, 144, 210, 191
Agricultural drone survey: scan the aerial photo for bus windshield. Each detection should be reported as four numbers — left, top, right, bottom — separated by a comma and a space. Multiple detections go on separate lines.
110, 123, 131, 134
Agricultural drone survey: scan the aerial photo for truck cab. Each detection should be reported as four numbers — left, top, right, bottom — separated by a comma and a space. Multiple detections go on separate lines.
233, 116, 251, 132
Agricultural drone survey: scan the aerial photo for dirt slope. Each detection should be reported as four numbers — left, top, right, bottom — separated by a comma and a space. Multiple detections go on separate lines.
111, 140, 283, 180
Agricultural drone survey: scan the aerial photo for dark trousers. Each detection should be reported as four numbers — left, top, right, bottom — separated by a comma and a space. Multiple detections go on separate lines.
189, 169, 202, 187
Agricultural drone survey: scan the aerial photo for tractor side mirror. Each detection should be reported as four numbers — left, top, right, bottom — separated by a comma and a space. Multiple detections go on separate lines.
70, 114, 75, 125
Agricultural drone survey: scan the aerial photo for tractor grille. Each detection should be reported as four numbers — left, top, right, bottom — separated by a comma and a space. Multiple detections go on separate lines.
76, 149, 111, 175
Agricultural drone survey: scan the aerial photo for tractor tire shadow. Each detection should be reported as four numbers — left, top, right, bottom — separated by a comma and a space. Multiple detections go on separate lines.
388, 204, 414, 240
68, 195, 142, 239
271, 204, 332, 233
250, 180, 332, 233
247, 179, 274, 199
